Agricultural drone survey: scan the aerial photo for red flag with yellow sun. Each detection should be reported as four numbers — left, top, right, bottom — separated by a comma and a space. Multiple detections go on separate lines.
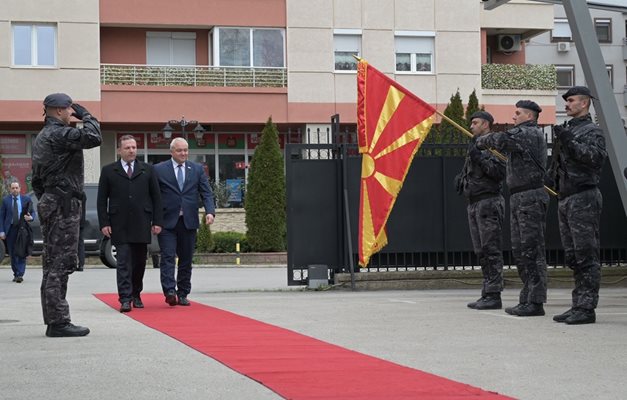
357, 59, 436, 267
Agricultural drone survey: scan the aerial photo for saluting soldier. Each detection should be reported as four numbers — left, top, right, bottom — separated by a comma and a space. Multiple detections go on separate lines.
32, 93, 102, 337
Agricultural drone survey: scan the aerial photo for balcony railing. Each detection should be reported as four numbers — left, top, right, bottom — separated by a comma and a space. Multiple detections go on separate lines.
482, 63, 556, 90
101, 64, 287, 88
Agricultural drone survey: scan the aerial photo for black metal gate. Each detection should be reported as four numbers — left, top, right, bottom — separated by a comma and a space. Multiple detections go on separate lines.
286, 124, 627, 286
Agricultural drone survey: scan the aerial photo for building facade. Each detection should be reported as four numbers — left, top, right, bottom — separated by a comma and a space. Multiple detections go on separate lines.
526, 4, 627, 124
0, 0, 555, 202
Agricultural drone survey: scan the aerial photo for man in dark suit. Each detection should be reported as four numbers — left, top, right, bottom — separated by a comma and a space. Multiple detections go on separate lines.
97, 135, 163, 312
0, 181, 36, 282
154, 137, 215, 306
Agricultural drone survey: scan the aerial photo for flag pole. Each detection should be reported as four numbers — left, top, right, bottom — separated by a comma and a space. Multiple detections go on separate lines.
435, 109, 558, 197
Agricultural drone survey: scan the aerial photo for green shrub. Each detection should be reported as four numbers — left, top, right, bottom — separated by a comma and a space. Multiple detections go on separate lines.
212, 231, 247, 253
196, 216, 214, 252
245, 116, 286, 251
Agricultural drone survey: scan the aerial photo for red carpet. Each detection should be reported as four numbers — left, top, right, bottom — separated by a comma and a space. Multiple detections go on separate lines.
95, 293, 513, 399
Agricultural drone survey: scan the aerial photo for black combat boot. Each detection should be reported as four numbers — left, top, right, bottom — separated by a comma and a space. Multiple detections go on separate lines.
565, 308, 596, 325
504, 303, 525, 315
552, 308, 573, 323
46, 323, 90, 337
467, 297, 484, 309
515, 302, 545, 317
474, 293, 502, 310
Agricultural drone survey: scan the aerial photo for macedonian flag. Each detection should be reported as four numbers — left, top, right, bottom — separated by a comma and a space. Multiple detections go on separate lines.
357, 59, 436, 267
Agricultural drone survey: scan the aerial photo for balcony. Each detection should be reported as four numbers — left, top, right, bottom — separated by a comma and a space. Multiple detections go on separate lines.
101, 64, 287, 88
481, 63, 557, 124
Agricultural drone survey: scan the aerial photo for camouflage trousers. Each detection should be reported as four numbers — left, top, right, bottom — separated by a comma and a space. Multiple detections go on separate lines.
510, 188, 549, 304
467, 195, 505, 296
558, 188, 602, 310
37, 194, 81, 326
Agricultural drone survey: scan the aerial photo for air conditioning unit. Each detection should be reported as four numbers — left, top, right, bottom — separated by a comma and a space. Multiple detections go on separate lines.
557, 42, 571, 52
497, 34, 521, 52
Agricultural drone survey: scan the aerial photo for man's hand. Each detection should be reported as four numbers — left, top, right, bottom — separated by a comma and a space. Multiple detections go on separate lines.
0, 233, 5, 240
71, 103, 90, 120
152, 225, 162, 235
468, 144, 482, 162
553, 125, 573, 143
205, 214, 215, 225
475, 135, 489, 150
101, 226, 112, 237
24, 213, 33, 222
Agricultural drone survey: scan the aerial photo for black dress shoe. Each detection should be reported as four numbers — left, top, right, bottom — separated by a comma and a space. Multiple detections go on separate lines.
165, 291, 177, 306
132, 297, 144, 308
177, 296, 190, 306
46, 323, 90, 337
15, 277, 23, 283
515, 302, 545, 317
565, 308, 596, 325
120, 302, 132, 313
12, 276, 17, 282
553, 308, 573, 323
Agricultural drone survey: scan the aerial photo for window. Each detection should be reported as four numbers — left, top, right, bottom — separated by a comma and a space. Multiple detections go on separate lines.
214, 27, 285, 68
334, 31, 361, 71
147, 32, 196, 66
594, 18, 611, 43
12, 23, 56, 67
551, 18, 572, 42
606, 65, 613, 88
556, 65, 574, 88
395, 33, 435, 73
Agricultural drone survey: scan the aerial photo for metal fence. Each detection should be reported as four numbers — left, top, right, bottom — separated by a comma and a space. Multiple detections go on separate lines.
101, 64, 287, 88
286, 125, 627, 286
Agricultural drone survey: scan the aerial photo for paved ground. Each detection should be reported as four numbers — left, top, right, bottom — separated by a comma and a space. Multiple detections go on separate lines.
1, 265, 626, 400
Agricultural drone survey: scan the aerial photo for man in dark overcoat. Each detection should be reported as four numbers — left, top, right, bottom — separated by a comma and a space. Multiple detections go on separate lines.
97, 135, 163, 312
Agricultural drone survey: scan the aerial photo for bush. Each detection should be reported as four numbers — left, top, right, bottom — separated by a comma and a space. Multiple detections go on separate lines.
196, 215, 214, 252
245, 116, 286, 251
212, 231, 250, 253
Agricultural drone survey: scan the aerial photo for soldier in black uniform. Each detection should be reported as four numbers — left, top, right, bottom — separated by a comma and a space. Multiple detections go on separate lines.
455, 111, 506, 310
32, 93, 102, 337
477, 100, 549, 317
547, 86, 607, 325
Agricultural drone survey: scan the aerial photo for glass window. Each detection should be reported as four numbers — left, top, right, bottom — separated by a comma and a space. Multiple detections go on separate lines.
216, 27, 285, 68
146, 32, 196, 66
334, 34, 361, 71
594, 18, 611, 43
12, 23, 56, 67
395, 35, 434, 73
556, 65, 574, 88
552, 18, 572, 41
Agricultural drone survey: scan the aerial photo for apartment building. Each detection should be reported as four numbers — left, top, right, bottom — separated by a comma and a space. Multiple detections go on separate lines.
526, 4, 627, 125
0, 0, 554, 199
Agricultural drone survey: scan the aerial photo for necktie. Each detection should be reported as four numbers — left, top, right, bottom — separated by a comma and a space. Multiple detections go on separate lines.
177, 164, 184, 191
127, 162, 133, 178
12, 196, 19, 225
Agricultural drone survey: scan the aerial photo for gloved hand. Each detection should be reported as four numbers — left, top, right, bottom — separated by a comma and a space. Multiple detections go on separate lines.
453, 174, 464, 196
468, 144, 482, 162
475, 135, 488, 150
71, 103, 90, 120
553, 124, 573, 143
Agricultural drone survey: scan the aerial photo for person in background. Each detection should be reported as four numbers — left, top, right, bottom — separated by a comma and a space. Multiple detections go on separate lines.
0, 181, 36, 283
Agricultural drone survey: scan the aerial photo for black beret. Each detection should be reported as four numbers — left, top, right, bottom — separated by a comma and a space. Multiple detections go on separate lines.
515, 100, 542, 114
562, 86, 595, 100
469, 111, 494, 125
43, 93, 73, 108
